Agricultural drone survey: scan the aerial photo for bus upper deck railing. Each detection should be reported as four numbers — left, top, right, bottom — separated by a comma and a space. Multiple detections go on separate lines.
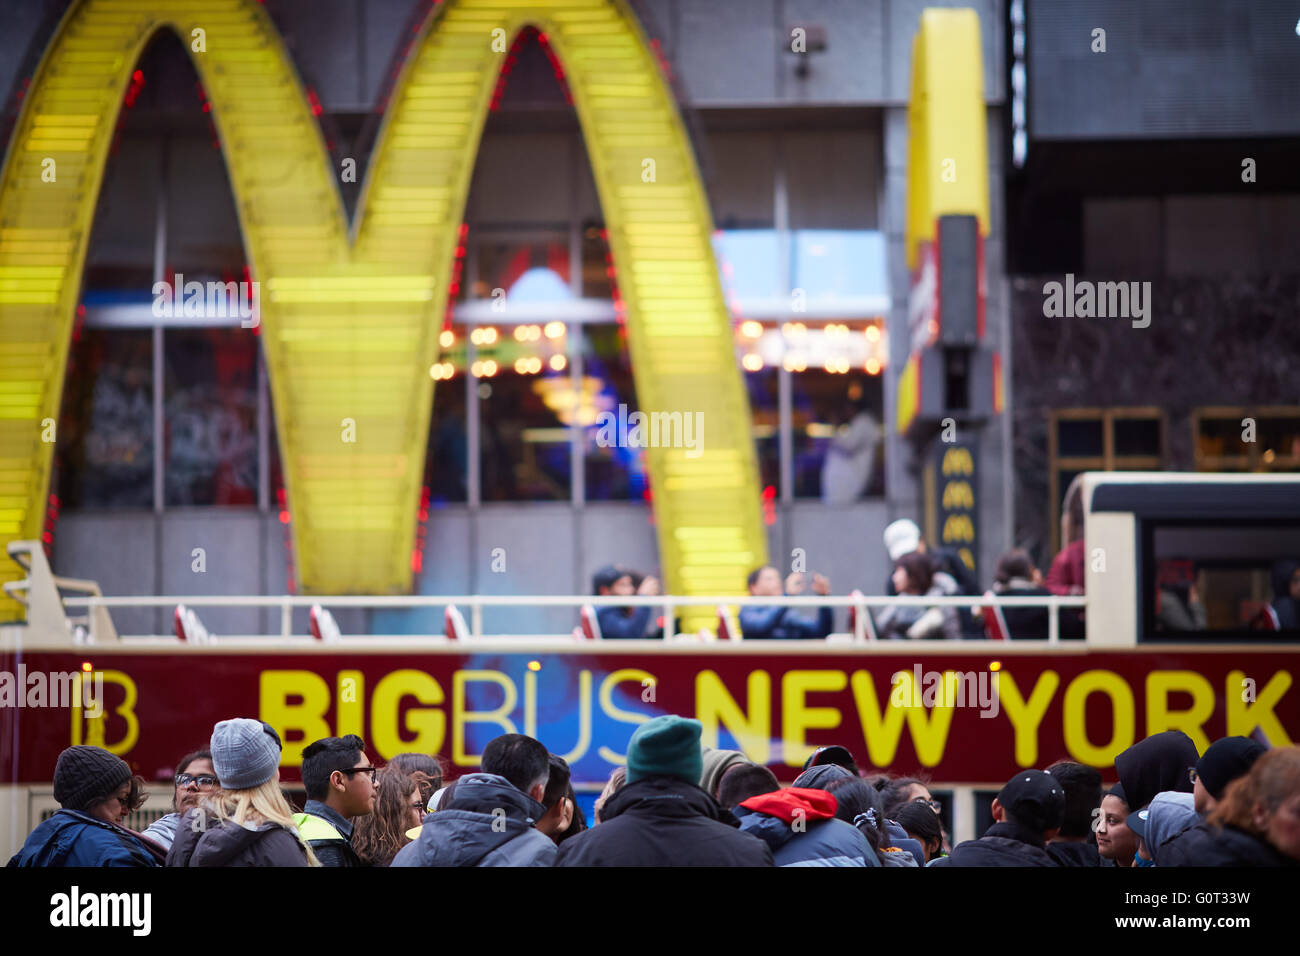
56, 592, 1089, 645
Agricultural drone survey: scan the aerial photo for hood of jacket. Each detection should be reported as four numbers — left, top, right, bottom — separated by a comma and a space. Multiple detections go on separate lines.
1115, 731, 1198, 810
734, 788, 838, 851
699, 747, 749, 797
397, 772, 547, 867
1145, 791, 1199, 862
185, 816, 289, 867
599, 774, 737, 827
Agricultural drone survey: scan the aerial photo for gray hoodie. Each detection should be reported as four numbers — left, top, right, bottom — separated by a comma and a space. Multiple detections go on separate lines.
1145, 791, 1199, 865
390, 772, 556, 867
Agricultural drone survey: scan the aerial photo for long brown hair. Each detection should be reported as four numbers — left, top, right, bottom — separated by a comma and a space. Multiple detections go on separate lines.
353, 766, 430, 866
1208, 746, 1300, 850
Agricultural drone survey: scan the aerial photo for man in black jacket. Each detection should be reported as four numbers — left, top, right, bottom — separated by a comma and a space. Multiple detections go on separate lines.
933, 770, 1065, 867
555, 715, 773, 866
295, 735, 376, 867
1045, 761, 1104, 866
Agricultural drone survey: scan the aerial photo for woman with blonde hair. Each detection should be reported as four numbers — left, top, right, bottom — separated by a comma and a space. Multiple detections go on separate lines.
166, 718, 317, 867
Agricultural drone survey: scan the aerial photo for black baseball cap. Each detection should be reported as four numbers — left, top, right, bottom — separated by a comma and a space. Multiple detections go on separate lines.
802, 745, 858, 775
997, 770, 1065, 833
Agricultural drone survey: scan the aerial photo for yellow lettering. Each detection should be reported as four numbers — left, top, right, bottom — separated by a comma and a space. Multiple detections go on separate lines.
997, 670, 1060, 767
370, 669, 445, 759
696, 670, 771, 765
453, 670, 517, 766
1063, 670, 1134, 765
1226, 670, 1293, 745
71, 671, 138, 756
597, 668, 657, 765
551, 670, 593, 765
260, 670, 332, 768
782, 670, 846, 767
336, 670, 364, 739
1145, 670, 1214, 752
851, 670, 957, 767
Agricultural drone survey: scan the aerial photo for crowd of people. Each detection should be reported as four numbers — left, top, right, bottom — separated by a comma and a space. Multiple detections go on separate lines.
9, 716, 1298, 867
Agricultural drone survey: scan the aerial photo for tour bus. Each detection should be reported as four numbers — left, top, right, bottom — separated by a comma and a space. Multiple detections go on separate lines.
1, 471, 1296, 857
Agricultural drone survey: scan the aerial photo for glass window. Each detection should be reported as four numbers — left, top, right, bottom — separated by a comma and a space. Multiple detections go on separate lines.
55, 329, 154, 509
426, 347, 468, 506
745, 367, 780, 496
792, 372, 885, 500
1147, 523, 1300, 640
1114, 416, 1161, 457
480, 344, 571, 502
583, 323, 643, 501
469, 232, 569, 302
163, 328, 258, 506
1056, 419, 1104, 458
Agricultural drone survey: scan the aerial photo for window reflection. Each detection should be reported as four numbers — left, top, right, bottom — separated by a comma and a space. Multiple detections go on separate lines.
163, 329, 258, 506
55, 329, 154, 509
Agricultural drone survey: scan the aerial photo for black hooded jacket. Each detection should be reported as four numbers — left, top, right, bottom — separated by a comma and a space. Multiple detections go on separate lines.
166, 809, 309, 867
555, 775, 773, 867
1158, 821, 1297, 868
1046, 840, 1103, 867
933, 820, 1059, 867
1115, 731, 1198, 811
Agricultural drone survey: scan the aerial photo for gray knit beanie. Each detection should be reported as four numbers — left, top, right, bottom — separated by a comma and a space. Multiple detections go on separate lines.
211, 718, 282, 790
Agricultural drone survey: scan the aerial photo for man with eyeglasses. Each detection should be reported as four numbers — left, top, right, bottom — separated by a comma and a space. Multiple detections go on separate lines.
294, 734, 378, 867
142, 748, 219, 851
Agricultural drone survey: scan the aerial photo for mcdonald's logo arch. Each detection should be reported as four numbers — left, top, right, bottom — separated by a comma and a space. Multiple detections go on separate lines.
0, 0, 767, 624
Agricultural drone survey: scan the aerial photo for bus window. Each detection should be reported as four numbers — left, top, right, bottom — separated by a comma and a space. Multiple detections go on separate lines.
1146, 523, 1300, 640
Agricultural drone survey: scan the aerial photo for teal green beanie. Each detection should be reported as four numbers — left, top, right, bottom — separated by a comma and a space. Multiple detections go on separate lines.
626, 715, 704, 784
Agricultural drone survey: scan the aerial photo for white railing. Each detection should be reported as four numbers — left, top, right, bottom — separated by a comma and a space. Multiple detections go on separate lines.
59, 592, 1087, 644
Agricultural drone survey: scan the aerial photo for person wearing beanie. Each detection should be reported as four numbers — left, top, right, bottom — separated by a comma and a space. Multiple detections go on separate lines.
556, 715, 773, 866
1193, 736, 1267, 815
936, 770, 1065, 867
167, 718, 312, 867
698, 746, 751, 800
9, 746, 160, 867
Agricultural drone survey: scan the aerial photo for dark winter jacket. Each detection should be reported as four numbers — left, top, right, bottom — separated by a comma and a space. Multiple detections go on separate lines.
1114, 731, 1198, 812
1158, 821, 1297, 868
596, 605, 654, 639
296, 799, 361, 867
166, 809, 309, 867
390, 772, 556, 867
932, 820, 1059, 867
555, 775, 774, 867
8, 809, 161, 868
994, 579, 1052, 640
739, 604, 832, 640
735, 787, 876, 866
1046, 839, 1103, 867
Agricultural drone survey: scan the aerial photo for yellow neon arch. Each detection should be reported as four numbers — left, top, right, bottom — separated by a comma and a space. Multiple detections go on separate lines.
0, 0, 765, 625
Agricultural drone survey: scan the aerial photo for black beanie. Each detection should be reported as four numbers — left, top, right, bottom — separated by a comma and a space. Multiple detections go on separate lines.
1196, 737, 1266, 799
53, 745, 131, 812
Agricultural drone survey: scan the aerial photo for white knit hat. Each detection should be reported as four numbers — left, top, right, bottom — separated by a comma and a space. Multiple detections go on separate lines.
883, 519, 922, 561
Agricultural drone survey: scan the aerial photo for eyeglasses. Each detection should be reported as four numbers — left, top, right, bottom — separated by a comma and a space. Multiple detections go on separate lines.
175, 773, 219, 789
340, 766, 378, 782
914, 796, 942, 812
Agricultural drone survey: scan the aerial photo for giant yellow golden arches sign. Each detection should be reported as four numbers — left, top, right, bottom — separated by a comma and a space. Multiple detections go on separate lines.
0, 0, 766, 626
